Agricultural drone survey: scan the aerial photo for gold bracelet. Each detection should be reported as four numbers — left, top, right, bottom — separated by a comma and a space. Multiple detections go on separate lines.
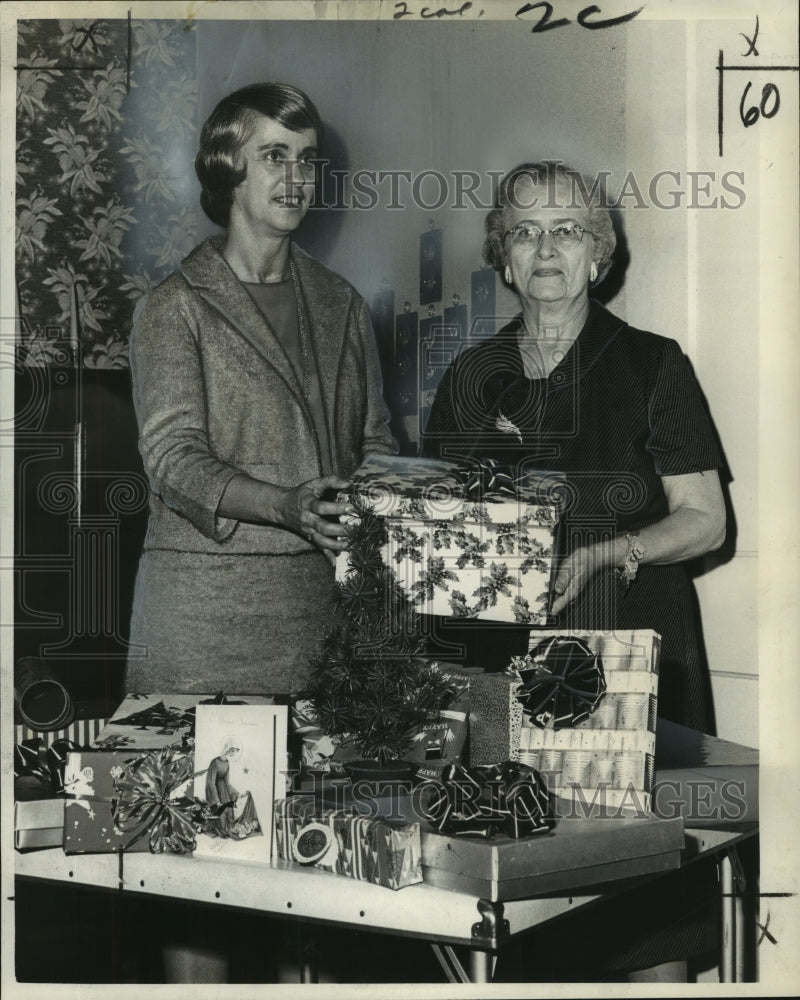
615, 531, 645, 592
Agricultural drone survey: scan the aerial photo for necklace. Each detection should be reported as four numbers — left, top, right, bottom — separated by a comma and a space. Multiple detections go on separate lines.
288, 258, 313, 401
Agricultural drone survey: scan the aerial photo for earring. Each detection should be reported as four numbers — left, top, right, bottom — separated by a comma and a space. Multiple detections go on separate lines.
504, 265, 513, 284
590, 261, 598, 283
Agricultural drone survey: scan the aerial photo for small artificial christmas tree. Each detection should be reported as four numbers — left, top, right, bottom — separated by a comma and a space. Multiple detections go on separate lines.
306, 497, 451, 766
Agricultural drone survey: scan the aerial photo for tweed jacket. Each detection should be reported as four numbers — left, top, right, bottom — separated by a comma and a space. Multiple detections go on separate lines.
130, 237, 396, 556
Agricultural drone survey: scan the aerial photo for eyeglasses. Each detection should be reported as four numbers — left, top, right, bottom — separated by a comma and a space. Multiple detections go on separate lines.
503, 222, 593, 249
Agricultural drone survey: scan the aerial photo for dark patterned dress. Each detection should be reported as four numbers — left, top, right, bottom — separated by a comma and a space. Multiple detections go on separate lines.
423, 300, 724, 732
425, 299, 726, 974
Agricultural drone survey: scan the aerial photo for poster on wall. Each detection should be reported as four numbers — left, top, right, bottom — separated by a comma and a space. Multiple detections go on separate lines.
1, 0, 798, 995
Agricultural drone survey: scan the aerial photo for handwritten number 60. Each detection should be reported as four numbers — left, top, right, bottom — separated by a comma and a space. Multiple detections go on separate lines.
739, 81, 781, 128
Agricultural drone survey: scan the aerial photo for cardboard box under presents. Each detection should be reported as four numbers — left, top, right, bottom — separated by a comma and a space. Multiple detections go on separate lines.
336, 454, 562, 624
274, 797, 423, 890
469, 630, 660, 814
63, 748, 194, 855
421, 813, 684, 901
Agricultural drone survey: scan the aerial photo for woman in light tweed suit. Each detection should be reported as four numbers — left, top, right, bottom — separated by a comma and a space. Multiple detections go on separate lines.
125, 82, 396, 698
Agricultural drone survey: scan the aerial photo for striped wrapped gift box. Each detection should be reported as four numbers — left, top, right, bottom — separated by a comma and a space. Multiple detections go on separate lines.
470, 629, 660, 815
14, 715, 107, 749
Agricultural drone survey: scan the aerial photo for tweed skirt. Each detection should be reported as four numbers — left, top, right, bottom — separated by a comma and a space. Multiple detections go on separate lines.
125, 549, 339, 696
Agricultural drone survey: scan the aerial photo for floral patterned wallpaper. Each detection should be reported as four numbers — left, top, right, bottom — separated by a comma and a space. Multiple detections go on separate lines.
15, 18, 199, 369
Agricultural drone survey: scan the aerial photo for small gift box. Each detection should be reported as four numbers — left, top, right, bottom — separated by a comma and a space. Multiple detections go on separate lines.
14, 737, 86, 851
14, 799, 64, 850
401, 709, 469, 781
468, 673, 527, 766
290, 699, 341, 773
274, 797, 423, 890
336, 454, 563, 624
470, 630, 660, 814
399, 661, 475, 780
63, 747, 203, 855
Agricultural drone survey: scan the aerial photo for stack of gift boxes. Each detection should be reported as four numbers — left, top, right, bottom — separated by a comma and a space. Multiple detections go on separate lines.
14, 455, 677, 896
333, 455, 661, 814
16, 691, 425, 891
14, 711, 109, 851
469, 629, 661, 816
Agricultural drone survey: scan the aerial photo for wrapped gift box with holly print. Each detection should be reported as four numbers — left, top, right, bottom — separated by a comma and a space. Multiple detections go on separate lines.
336, 454, 563, 625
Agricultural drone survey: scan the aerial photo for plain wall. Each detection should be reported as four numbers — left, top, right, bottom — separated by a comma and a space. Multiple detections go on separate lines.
624, 16, 760, 746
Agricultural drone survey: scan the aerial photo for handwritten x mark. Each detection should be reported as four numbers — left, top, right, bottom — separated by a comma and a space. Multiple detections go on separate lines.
740, 14, 759, 57
756, 911, 778, 946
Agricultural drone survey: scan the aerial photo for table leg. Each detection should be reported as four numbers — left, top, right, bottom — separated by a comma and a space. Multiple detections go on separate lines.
299, 926, 318, 984
469, 947, 493, 984
719, 851, 736, 983
431, 943, 495, 984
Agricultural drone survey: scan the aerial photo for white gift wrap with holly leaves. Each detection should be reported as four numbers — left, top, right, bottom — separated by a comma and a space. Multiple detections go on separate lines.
336, 454, 562, 624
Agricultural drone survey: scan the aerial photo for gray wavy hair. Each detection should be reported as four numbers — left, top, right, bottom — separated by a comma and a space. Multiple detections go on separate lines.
483, 161, 616, 279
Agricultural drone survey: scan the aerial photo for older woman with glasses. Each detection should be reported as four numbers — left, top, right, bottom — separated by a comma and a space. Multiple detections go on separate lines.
125, 82, 396, 703
424, 161, 727, 981
425, 160, 726, 731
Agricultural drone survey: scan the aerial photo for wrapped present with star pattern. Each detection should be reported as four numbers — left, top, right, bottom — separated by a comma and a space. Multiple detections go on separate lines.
335, 454, 564, 624
63, 747, 205, 855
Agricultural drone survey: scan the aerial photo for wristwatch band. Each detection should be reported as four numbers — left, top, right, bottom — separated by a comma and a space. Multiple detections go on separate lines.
615, 531, 645, 592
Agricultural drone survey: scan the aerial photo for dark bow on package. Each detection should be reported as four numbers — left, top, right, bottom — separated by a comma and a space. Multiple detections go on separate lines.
460, 458, 520, 500
513, 635, 606, 728
14, 737, 82, 799
459, 457, 564, 505
423, 762, 552, 839
110, 746, 207, 854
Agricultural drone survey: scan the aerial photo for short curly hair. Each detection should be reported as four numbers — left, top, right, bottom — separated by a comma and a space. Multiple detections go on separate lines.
483, 161, 616, 279
195, 82, 323, 228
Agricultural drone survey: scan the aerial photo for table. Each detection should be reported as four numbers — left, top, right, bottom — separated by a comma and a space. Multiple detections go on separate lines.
15, 723, 759, 985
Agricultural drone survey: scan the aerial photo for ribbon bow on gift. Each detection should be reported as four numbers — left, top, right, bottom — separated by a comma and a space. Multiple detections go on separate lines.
14, 737, 82, 797
510, 635, 606, 729
111, 747, 206, 854
460, 458, 521, 501
424, 761, 552, 839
